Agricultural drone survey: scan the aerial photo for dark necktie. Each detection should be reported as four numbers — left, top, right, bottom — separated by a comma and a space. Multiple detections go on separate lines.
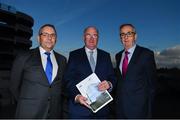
45, 52, 53, 84
89, 51, 95, 72
122, 51, 129, 78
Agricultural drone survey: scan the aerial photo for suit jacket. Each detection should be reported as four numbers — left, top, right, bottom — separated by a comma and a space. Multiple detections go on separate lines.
63, 47, 116, 119
10, 47, 67, 118
114, 45, 157, 118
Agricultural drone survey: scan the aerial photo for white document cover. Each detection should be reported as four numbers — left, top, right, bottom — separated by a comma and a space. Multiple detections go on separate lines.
76, 73, 113, 113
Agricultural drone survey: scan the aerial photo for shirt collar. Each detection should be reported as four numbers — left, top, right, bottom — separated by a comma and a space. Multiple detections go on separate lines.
124, 44, 136, 54
85, 47, 97, 53
39, 46, 53, 56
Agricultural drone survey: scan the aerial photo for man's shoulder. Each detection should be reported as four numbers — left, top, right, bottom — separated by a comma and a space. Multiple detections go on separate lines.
13, 48, 36, 63
115, 50, 123, 58
54, 51, 67, 61
97, 48, 110, 55
29, 47, 41, 55
137, 45, 154, 54
70, 48, 84, 54
16, 48, 36, 57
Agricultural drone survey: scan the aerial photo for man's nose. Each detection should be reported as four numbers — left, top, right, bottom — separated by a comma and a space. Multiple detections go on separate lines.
124, 34, 128, 39
47, 35, 53, 39
90, 37, 95, 40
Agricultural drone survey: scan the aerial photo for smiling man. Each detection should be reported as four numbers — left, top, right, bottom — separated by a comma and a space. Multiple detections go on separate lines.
63, 26, 116, 119
10, 24, 67, 119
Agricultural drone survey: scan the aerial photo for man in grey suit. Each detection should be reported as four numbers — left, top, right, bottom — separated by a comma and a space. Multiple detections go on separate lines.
115, 24, 157, 118
10, 24, 67, 118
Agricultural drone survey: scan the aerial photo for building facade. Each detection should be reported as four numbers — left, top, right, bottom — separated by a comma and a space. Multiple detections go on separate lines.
0, 3, 34, 118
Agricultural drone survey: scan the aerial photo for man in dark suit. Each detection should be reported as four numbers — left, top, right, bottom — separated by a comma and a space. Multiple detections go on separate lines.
63, 26, 116, 119
115, 24, 157, 118
10, 24, 67, 118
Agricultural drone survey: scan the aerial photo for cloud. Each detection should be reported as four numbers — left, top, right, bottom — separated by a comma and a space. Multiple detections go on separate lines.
55, 7, 87, 26
55, 0, 110, 26
155, 45, 180, 68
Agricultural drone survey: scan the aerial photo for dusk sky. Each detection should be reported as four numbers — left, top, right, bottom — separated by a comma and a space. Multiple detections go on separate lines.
1, 0, 180, 68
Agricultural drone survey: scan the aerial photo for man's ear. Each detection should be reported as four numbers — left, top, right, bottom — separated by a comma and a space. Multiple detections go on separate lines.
37, 36, 40, 43
83, 35, 85, 42
135, 33, 137, 41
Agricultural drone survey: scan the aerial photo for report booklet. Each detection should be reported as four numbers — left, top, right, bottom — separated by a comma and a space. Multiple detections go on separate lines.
76, 73, 113, 113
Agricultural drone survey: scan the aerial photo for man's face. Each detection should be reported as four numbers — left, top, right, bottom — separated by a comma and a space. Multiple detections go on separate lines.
83, 27, 98, 50
38, 26, 56, 52
120, 25, 137, 50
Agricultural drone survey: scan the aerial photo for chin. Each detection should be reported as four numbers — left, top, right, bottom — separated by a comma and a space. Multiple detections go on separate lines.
91, 46, 97, 49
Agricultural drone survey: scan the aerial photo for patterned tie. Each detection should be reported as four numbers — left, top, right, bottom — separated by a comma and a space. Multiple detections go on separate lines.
122, 51, 129, 78
45, 52, 53, 84
89, 51, 95, 72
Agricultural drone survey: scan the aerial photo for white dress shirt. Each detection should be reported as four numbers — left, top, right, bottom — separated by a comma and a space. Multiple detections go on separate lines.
39, 46, 58, 82
119, 44, 136, 73
85, 47, 97, 66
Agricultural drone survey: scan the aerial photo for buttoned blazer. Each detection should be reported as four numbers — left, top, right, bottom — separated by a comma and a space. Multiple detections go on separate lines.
10, 47, 67, 118
63, 47, 116, 118
115, 45, 157, 118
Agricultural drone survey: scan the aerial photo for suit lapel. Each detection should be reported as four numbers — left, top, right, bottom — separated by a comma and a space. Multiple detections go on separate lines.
126, 45, 141, 77
81, 48, 93, 74
117, 46, 141, 80
116, 51, 123, 79
117, 51, 123, 69
53, 51, 62, 83
34, 47, 50, 85
95, 49, 102, 73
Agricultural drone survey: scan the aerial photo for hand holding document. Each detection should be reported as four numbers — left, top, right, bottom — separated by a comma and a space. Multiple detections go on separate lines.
76, 73, 113, 113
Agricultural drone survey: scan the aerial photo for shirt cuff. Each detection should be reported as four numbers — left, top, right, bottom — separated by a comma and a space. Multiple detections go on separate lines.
107, 81, 113, 92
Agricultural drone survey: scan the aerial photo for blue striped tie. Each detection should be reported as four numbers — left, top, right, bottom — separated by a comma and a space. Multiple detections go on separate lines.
45, 52, 53, 84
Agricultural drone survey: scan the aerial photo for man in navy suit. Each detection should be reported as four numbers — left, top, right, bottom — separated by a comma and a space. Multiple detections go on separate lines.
115, 24, 157, 118
63, 26, 116, 118
10, 24, 67, 118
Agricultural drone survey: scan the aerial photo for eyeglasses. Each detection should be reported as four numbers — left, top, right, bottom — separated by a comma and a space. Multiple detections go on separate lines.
120, 32, 135, 38
40, 32, 56, 38
85, 34, 98, 39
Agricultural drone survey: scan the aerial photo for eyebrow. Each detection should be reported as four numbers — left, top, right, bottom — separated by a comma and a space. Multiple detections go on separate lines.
121, 31, 135, 33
